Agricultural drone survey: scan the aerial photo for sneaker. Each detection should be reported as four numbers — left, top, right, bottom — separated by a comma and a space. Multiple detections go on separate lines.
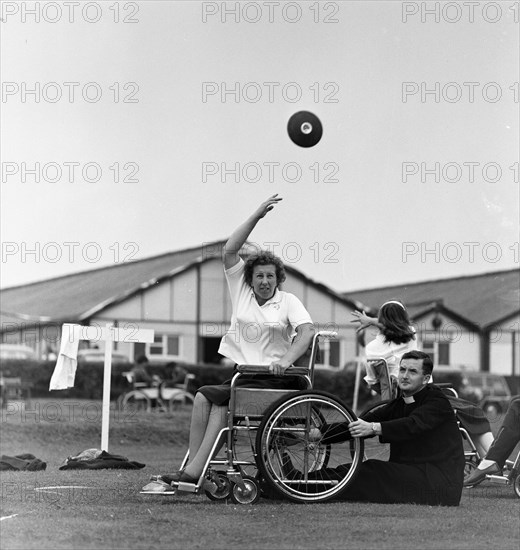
140, 480, 176, 495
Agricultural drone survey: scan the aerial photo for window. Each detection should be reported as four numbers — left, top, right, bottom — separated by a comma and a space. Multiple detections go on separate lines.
134, 334, 180, 360
421, 337, 435, 365
317, 340, 341, 368
149, 335, 164, 356
421, 334, 450, 366
438, 343, 450, 365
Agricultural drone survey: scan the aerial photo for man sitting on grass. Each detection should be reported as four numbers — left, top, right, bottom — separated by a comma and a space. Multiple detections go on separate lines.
301, 351, 465, 506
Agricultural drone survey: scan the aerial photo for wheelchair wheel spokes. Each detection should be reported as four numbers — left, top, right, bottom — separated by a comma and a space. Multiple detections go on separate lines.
359, 400, 390, 462
257, 391, 363, 503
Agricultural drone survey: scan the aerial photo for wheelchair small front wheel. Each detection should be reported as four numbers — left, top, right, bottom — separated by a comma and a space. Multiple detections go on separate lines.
205, 473, 232, 501
230, 476, 261, 505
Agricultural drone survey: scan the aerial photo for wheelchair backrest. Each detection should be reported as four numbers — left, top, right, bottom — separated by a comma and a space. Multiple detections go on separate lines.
233, 388, 300, 419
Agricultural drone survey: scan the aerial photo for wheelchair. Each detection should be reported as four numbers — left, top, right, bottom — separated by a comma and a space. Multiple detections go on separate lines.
147, 331, 364, 504
118, 371, 195, 413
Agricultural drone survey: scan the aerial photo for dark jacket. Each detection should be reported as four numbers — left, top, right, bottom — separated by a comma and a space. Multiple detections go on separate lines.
364, 385, 465, 495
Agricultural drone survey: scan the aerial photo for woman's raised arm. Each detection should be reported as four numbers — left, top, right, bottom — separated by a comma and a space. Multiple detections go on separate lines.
222, 194, 282, 270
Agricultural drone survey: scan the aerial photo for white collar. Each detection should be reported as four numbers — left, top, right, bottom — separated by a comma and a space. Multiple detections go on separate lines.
403, 395, 415, 404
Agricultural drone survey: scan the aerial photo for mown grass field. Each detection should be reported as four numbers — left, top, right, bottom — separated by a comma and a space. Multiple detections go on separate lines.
0, 398, 518, 550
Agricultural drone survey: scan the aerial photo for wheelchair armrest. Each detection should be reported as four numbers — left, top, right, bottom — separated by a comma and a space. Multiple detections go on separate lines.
236, 365, 309, 376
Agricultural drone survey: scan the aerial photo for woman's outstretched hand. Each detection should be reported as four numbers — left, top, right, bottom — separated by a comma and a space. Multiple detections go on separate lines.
350, 310, 372, 333
255, 194, 282, 219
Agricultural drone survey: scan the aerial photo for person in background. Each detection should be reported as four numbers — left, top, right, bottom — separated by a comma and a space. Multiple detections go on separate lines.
464, 395, 520, 487
351, 301, 417, 398
131, 355, 160, 408
131, 355, 158, 386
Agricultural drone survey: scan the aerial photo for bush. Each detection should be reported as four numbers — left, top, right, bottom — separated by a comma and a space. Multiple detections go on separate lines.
0, 360, 234, 400
0, 360, 374, 410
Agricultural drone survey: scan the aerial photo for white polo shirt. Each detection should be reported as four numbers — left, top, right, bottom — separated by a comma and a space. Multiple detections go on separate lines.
218, 259, 313, 365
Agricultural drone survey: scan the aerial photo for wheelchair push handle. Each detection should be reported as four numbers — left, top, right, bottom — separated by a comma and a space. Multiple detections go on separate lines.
315, 330, 337, 340
236, 364, 309, 376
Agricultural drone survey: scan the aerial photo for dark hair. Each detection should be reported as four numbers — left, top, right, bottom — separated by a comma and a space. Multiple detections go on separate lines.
378, 301, 415, 345
135, 355, 149, 365
401, 350, 433, 376
243, 251, 286, 287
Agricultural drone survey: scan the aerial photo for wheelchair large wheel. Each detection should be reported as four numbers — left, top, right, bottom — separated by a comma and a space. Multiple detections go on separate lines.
360, 400, 390, 462
121, 390, 152, 413
256, 390, 364, 503
513, 474, 520, 498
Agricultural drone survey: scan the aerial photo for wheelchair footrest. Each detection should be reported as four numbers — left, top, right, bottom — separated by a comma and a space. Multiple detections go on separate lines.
176, 481, 199, 493
486, 474, 509, 485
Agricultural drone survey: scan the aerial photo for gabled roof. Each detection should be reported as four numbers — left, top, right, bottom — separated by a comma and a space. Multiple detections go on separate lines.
344, 269, 520, 329
1, 242, 219, 324
1, 241, 358, 328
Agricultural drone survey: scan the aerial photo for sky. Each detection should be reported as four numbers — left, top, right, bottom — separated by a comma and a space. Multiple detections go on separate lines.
1, 0, 519, 295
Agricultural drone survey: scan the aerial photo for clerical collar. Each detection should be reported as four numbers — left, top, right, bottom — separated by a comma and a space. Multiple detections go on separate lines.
403, 395, 415, 404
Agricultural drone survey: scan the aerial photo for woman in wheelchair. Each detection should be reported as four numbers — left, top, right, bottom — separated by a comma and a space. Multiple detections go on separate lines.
147, 195, 315, 489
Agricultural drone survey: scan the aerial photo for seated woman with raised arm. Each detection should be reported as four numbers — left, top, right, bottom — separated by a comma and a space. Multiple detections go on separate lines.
144, 195, 315, 490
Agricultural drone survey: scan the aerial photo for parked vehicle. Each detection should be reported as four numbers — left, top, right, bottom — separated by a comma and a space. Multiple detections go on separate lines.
0, 344, 37, 361
464, 372, 512, 417
432, 366, 512, 416
77, 349, 131, 364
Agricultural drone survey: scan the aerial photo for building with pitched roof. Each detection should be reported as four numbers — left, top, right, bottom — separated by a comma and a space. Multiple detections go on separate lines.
345, 269, 519, 375
2, 242, 517, 375
0, 241, 362, 368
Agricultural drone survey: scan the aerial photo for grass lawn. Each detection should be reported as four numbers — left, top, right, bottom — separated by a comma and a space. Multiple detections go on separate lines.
0, 398, 518, 550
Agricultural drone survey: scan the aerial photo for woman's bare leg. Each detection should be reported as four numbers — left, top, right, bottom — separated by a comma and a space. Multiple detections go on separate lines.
186, 393, 212, 461
183, 403, 227, 478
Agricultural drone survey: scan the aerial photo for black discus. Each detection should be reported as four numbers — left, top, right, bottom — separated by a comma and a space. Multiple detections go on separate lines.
287, 111, 323, 148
